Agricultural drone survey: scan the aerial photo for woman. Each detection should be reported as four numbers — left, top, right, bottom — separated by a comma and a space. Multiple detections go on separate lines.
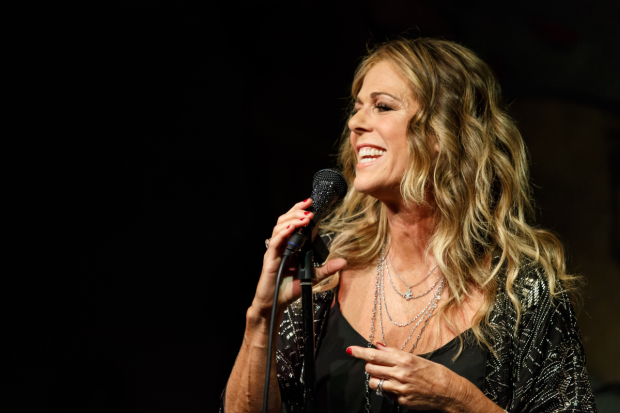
221, 38, 596, 412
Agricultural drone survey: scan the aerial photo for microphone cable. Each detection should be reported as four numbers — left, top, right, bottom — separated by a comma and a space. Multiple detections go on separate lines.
262, 254, 291, 413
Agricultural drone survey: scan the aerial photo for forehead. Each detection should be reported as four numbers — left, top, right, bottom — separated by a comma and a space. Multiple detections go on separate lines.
357, 61, 411, 99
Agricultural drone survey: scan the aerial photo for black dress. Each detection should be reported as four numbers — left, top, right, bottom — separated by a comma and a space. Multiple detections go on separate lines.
315, 299, 486, 412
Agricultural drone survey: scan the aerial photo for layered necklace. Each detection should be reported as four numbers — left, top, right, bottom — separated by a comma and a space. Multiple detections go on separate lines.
364, 247, 444, 413
387, 254, 438, 300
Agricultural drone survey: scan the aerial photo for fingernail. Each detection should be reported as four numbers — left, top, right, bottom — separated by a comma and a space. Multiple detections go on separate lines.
304, 211, 311, 215
376, 342, 385, 348
287, 225, 290, 229
346, 347, 353, 355
304, 198, 310, 202
300, 218, 305, 221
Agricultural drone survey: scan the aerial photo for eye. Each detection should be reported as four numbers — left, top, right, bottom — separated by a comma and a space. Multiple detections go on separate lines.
376, 103, 393, 112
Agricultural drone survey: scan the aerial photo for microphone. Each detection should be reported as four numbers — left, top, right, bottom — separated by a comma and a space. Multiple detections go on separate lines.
284, 169, 348, 260
264, 169, 347, 413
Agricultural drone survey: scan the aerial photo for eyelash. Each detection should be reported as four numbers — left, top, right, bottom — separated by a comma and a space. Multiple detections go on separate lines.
351, 103, 393, 115
376, 103, 393, 112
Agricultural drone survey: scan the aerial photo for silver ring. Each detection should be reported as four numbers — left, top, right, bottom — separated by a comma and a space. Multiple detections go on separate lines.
376, 379, 384, 397
265, 238, 270, 249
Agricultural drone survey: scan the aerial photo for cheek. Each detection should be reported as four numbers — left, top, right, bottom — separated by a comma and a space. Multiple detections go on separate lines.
386, 136, 411, 174
382, 128, 410, 159
349, 131, 358, 148
382, 119, 408, 144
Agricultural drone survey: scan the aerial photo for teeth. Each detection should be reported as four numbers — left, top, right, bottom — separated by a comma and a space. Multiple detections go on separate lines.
360, 158, 376, 163
358, 147, 386, 157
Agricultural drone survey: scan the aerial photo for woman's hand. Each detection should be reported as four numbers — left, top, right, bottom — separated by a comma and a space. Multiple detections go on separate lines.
251, 198, 347, 320
347, 344, 503, 413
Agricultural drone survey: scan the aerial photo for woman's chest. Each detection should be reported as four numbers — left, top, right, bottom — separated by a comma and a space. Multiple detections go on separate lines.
337, 267, 483, 353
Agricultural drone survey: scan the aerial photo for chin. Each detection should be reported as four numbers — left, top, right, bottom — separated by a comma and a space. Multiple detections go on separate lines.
353, 177, 379, 196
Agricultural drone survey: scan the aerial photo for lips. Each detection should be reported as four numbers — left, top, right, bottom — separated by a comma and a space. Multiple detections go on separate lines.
358, 147, 386, 164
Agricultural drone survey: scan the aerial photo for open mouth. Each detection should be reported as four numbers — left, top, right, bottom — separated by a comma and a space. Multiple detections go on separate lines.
358, 147, 386, 164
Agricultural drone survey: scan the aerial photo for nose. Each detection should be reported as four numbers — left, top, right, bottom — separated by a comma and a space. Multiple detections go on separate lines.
348, 107, 372, 135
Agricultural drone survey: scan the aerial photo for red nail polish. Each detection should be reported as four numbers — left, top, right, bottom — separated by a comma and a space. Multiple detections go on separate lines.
376, 342, 385, 348
346, 347, 353, 355
287, 225, 290, 229
300, 218, 305, 221
304, 198, 310, 202
304, 211, 311, 215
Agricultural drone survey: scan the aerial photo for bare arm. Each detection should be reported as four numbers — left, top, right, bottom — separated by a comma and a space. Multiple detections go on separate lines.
224, 308, 283, 413
443, 373, 505, 413
223, 199, 346, 413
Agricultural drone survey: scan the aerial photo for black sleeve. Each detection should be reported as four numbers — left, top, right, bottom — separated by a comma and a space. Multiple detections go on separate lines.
510, 269, 596, 413
276, 301, 305, 411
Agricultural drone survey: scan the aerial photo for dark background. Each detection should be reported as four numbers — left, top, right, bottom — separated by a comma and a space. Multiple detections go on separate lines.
12, 0, 620, 411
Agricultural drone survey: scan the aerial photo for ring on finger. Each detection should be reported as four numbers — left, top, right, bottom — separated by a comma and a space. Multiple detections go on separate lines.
265, 238, 271, 249
376, 379, 385, 397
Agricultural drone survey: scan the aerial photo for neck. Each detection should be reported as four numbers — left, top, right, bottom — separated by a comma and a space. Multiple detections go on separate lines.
384, 196, 438, 273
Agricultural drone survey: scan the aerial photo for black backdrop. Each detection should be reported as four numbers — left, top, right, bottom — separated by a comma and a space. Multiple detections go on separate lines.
11, 1, 619, 412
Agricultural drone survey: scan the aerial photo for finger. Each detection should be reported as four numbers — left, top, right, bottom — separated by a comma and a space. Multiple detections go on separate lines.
376, 342, 426, 370
368, 377, 398, 396
284, 198, 313, 215
266, 214, 315, 256
314, 258, 347, 281
295, 197, 313, 209
272, 211, 314, 238
276, 207, 313, 226
375, 342, 401, 353
264, 224, 299, 262
346, 346, 398, 367
365, 363, 395, 380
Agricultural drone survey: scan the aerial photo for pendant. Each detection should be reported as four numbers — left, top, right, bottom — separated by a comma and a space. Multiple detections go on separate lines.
404, 288, 413, 300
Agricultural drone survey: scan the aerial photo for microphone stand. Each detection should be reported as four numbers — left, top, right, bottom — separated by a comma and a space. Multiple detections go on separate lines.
298, 246, 317, 413
296, 235, 330, 413
284, 229, 330, 413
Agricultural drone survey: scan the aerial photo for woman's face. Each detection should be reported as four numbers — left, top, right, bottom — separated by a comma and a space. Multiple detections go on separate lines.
349, 61, 420, 203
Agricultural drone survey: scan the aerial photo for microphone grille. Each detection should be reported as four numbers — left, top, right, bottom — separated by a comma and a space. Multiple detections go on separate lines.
312, 169, 348, 198
309, 169, 348, 220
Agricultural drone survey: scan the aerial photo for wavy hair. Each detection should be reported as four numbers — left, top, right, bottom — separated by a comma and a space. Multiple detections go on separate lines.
318, 38, 580, 352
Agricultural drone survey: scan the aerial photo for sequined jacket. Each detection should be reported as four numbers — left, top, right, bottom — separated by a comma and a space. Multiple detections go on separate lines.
220, 260, 596, 412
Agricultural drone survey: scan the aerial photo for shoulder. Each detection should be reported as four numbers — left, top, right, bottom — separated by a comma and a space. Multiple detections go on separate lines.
490, 257, 579, 351
496, 262, 595, 411
285, 288, 336, 319
513, 259, 552, 309
495, 256, 568, 312
281, 288, 336, 347
493, 257, 583, 355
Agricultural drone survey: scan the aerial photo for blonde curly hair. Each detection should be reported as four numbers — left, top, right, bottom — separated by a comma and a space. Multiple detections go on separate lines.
318, 38, 580, 351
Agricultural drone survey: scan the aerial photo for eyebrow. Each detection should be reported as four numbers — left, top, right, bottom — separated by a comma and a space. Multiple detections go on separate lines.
355, 92, 401, 103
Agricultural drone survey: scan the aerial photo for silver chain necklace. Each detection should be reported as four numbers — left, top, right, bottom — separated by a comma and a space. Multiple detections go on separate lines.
364, 247, 383, 413
386, 263, 442, 302
387, 253, 438, 300
380, 270, 444, 349
364, 247, 443, 413
379, 268, 443, 327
